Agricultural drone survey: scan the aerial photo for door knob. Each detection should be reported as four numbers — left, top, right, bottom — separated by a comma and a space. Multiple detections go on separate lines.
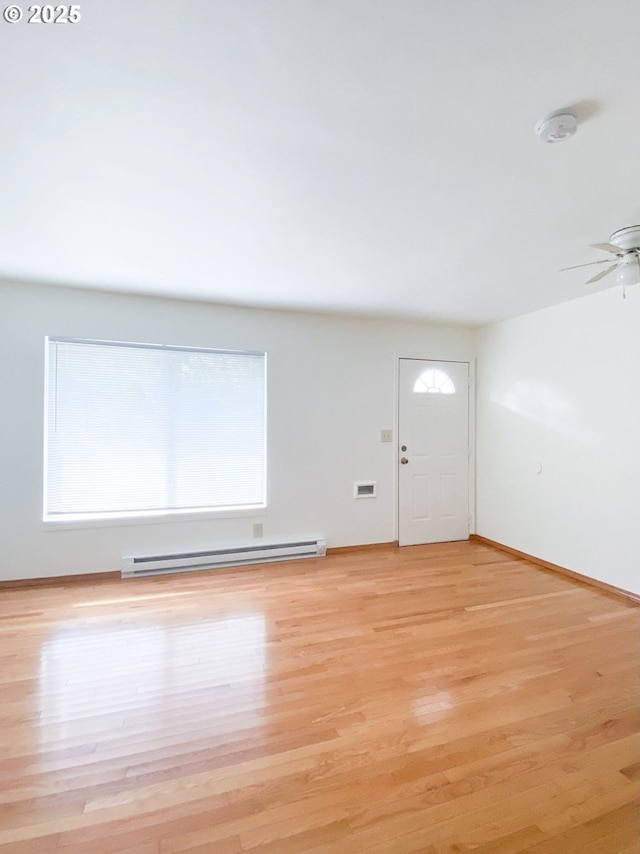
400, 457, 409, 465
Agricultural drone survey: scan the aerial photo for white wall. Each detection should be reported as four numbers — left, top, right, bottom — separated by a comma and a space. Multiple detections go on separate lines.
476, 286, 640, 596
0, 282, 473, 580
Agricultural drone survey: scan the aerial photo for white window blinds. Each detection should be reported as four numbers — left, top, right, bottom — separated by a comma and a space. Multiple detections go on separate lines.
45, 338, 266, 520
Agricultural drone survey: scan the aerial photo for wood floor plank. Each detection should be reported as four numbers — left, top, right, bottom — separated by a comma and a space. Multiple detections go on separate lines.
1, 541, 638, 852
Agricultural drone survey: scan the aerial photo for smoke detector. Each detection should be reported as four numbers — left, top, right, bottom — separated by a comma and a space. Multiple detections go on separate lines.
535, 110, 578, 143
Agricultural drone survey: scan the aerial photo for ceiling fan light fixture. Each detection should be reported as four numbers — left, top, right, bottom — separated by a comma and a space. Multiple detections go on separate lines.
616, 254, 640, 288
535, 110, 578, 143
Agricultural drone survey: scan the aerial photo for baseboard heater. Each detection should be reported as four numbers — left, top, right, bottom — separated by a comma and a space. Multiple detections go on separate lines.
121, 538, 327, 578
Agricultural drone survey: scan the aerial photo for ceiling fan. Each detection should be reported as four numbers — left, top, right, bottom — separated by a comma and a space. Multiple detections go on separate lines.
560, 225, 640, 293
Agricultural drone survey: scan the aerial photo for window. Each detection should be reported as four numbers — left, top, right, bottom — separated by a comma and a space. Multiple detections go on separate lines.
413, 368, 456, 395
44, 338, 266, 521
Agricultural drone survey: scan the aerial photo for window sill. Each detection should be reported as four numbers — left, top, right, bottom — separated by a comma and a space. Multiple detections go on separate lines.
42, 505, 267, 532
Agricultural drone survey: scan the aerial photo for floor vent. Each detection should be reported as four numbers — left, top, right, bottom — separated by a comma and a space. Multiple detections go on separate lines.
122, 538, 326, 578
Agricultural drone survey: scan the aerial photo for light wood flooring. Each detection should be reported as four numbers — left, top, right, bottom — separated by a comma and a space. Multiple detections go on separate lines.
1, 541, 638, 853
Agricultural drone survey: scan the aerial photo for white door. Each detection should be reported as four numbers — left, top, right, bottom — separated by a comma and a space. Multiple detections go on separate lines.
398, 359, 469, 546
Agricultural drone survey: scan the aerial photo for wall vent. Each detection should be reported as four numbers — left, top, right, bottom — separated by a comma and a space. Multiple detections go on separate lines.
122, 538, 326, 578
354, 482, 377, 498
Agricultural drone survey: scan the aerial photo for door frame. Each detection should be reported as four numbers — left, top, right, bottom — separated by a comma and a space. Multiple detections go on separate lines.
394, 355, 476, 545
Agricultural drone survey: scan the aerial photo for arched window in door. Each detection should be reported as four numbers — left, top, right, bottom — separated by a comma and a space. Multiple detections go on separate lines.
413, 368, 456, 395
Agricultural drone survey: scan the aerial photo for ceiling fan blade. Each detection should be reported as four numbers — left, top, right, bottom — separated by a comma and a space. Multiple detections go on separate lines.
590, 243, 621, 255
559, 259, 614, 272
585, 264, 618, 285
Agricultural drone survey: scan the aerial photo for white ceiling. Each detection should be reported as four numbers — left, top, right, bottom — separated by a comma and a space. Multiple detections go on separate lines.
1, 0, 639, 326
